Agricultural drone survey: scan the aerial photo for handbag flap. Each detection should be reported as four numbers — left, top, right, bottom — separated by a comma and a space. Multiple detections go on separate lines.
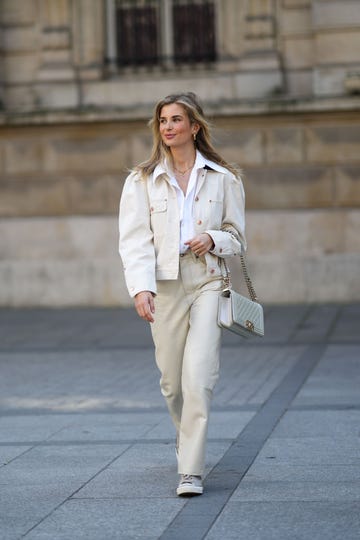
228, 289, 264, 335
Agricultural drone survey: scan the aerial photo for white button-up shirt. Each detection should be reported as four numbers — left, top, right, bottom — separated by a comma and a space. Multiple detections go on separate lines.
153, 151, 230, 253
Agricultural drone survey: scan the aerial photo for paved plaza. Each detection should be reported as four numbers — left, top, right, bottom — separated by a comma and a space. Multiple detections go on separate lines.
0, 304, 359, 539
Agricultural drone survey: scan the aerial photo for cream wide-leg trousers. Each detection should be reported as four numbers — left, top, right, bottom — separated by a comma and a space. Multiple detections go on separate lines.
150, 251, 223, 476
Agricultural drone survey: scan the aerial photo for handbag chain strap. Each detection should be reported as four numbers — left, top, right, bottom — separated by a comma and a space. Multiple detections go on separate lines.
222, 255, 259, 303
240, 254, 258, 302
220, 227, 259, 302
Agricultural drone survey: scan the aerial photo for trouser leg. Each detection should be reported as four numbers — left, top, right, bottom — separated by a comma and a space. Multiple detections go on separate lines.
178, 287, 222, 476
151, 253, 222, 476
150, 279, 189, 434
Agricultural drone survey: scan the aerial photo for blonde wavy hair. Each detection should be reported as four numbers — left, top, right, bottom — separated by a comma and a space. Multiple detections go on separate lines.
135, 92, 240, 178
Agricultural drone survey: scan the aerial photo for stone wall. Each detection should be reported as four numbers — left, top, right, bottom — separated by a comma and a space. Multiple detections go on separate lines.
0, 0, 359, 305
2, 0, 360, 113
1, 104, 359, 306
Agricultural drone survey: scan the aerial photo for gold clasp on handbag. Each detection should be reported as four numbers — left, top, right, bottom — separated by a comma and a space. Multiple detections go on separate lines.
245, 320, 254, 331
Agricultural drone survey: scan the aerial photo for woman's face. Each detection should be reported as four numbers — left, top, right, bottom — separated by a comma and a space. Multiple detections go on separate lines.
159, 103, 197, 149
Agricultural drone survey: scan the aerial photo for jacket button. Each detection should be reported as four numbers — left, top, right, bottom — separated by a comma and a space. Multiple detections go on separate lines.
210, 268, 215, 274
150, 206, 154, 212
197, 219, 202, 225
219, 248, 223, 253
195, 196, 199, 202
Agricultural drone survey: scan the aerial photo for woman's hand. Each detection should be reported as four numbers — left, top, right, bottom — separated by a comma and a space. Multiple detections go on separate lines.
134, 291, 155, 323
185, 233, 215, 257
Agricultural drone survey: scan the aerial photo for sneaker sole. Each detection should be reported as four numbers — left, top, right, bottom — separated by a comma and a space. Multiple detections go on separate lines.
176, 485, 203, 496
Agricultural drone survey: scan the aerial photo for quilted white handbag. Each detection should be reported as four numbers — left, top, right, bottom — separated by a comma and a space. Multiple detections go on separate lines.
218, 255, 264, 338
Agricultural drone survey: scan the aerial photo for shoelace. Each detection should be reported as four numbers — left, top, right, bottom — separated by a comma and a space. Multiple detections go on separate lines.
181, 475, 197, 484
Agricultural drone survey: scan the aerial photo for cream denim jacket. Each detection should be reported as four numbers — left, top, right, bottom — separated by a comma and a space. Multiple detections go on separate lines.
119, 161, 246, 298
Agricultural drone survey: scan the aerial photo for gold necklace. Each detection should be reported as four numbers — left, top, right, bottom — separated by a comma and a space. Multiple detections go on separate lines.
173, 160, 195, 177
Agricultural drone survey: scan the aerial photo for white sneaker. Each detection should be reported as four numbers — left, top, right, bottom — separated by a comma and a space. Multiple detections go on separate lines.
176, 474, 203, 496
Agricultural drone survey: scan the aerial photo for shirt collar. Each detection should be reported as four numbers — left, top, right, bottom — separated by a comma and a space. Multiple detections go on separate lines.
152, 150, 229, 183
199, 152, 232, 175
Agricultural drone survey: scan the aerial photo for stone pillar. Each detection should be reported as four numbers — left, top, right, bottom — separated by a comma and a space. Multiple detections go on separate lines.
217, 0, 247, 63
160, 0, 174, 69
278, 0, 313, 96
69, 0, 105, 108
71, 0, 105, 80
0, 0, 40, 111
34, 0, 105, 110
29, 0, 80, 110
105, 0, 117, 74
227, 0, 283, 98
37, 0, 75, 82
312, 0, 360, 96
242, 0, 281, 70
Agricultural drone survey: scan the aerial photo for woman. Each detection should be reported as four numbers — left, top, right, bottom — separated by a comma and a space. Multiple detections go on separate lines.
119, 92, 246, 496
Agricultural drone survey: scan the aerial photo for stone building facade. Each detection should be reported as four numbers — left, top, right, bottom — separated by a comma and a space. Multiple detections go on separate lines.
0, 0, 359, 306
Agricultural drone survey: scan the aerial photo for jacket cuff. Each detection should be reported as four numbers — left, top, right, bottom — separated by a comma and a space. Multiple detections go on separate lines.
125, 272, 157, 298
206, 229, 242, 257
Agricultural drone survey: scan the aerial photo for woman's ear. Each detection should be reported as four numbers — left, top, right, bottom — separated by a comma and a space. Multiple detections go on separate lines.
192, 123, 200, 137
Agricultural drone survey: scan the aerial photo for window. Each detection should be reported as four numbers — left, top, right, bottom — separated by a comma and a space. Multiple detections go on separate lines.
116, 1, 159, 66
106, 0, 216, 69
173, 1, 215, 64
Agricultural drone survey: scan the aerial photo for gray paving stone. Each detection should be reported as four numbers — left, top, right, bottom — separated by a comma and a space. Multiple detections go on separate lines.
273, 410, 360, 438
0, 445, 32, 466
73, 442, 178, 499
205, 501, 360, 540
231, 480, 360, 502
0, 307, 154, 351
0, 346, 305, 414
0, 414, 80, 443
0, 305, 359, 540
330, 304, 360, 343
24, 498, 185, 540
0, 444, 129, 487
140, 414, 177, 440
73, 456, 177, 499
0, 444, 132, 538
159, 345, 325, 540
143, 411, 255, 441
240, 425, 360, 484
214, 345, 303, 407
0, 488, 68, 540
208, 411, 256, 439
244, 463, 360, 483
0, 349, 163, 413
253, 436, 360, 466
46, 412, 167, 442
291, 304, 340, 343
73, 441, 232, 499
293, 345, 360, 407
258, 304, 310, 344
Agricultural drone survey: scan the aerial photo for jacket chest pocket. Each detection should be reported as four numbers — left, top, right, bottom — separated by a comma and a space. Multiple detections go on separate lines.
195, 178, 224, 227
150, 199, 168, 231
194, 196, 223, 228
207, 198, 223, 228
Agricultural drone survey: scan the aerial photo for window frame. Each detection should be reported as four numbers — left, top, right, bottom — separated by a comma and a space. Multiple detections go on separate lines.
105, 0, 217, 72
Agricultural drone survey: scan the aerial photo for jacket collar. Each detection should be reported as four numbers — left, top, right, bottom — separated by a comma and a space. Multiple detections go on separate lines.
152, 150, 229, 183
